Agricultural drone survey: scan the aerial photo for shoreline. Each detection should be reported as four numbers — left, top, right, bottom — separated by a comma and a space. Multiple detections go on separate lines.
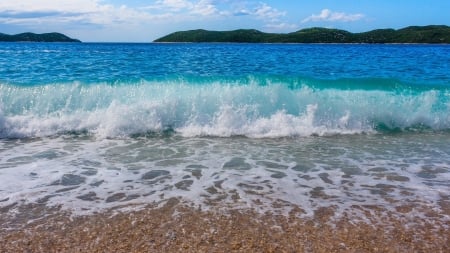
153, 25, 450, 44
1, 199, 449, 252
151, 41, 450, 45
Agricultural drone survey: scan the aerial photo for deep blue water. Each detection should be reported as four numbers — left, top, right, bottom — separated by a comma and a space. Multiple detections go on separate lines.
1, 43, 449, 85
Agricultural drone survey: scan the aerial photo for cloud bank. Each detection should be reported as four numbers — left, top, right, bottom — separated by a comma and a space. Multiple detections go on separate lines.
0, 0, 294, 28
302, 9, 364, 23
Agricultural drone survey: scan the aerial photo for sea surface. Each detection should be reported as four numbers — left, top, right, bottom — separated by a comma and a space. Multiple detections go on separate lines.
0, 43, 449, 224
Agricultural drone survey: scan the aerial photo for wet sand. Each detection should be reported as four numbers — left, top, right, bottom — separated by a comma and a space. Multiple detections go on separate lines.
1, 198, 449, 253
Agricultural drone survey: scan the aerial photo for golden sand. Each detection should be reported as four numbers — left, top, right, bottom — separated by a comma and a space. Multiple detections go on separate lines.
1, 199, 449, 253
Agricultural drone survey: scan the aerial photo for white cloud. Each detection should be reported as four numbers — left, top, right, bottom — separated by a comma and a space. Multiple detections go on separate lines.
190, 0, 219, 16
244, 3, 297, 32
0, 0, 100, 13
0, 0, 289, 27
0, 0, 159, 26
146, 1, 289, 23
254, 3, 285, 21
156, 0, 194, 11
229, 2, 291, 30
302, 9, 364, 23
143, 0, 218, 17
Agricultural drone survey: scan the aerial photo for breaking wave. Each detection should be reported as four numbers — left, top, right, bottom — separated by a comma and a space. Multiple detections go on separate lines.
1, 76, 449, 138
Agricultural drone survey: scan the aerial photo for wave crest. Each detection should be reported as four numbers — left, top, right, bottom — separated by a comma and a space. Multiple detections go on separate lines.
1, 78, 449, 138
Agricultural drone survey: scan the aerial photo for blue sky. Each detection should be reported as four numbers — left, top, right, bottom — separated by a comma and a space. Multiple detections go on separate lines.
0, 0, 449, 42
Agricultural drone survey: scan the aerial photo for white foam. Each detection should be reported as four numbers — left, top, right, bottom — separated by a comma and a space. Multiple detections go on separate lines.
1, 81, 450, 139
0, 133, 449, 224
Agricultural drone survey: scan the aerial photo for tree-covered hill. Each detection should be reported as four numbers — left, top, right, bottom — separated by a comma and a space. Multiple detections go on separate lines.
0, 32, 81, 42
154, 25, 450, 43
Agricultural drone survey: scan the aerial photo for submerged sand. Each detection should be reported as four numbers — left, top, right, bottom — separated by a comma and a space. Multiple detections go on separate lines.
1, 198, 449, 253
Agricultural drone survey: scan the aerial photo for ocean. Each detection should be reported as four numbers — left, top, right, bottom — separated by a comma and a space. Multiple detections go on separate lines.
1, 42, 449, 229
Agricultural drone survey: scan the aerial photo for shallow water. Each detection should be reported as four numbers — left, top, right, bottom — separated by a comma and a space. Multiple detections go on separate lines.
1, 132, 449, 224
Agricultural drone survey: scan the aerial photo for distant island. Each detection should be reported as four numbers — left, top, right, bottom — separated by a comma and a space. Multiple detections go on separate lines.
0, 32, 81, 42
154, 25, 450, 44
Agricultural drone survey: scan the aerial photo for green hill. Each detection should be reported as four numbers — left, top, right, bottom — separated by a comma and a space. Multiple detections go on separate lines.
0, 32, 81, 42
154, 25, 450, 44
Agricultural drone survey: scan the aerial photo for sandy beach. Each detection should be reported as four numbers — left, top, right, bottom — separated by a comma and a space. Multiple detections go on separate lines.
1, 198, 449, 253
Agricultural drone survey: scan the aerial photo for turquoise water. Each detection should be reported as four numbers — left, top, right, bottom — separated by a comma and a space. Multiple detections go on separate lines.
0, 43, 449, 223
1, 43, 449, 138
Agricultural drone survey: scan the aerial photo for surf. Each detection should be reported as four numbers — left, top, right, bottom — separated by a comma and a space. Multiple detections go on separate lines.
0, 76, 449, 139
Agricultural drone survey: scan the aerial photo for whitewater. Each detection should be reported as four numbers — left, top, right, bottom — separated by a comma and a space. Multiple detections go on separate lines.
1, 77, 450, 138
0, 43, 449, 226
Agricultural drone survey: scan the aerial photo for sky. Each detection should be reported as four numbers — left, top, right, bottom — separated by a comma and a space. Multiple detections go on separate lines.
0, 0, 449, 42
